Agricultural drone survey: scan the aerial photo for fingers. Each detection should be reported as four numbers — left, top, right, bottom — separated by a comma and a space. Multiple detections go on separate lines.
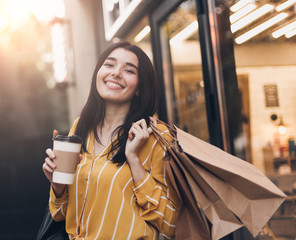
128, 117, 158, 140
46, 148, 55, 159
147, 127, 152, 134
43, 148, 56, 179
149, 116, 157, 126
43, 133, 58, 183
128, 131, 135, 140
133, 122, 146, 133
128, 126, 141, 140
43, 158, 56, 173
138, 119, 148, 132
42, 156, 55, 183
131, 119, 148, 132
53, 129, 59, 138
148, 116, 157, 134
128, 119, 150, 140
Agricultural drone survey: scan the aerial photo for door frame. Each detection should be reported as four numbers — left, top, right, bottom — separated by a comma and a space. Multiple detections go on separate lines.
149, 0, 224, 148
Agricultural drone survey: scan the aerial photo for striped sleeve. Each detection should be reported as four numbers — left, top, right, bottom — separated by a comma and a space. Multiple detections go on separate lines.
132, 125, 181, 239
49, 186, 69, 221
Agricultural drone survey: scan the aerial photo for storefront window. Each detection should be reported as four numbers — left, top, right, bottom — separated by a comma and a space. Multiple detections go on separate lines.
124, 17, 153, 60
159, 0, 210, 142
217, 0, 296, 238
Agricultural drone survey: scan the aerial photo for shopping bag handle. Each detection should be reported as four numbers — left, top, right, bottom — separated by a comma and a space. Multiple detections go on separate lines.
149, 119, 180, 151
151, 119, 177, 136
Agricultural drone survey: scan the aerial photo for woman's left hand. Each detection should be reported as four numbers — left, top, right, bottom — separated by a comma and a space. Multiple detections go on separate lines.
125, 117, 157, 163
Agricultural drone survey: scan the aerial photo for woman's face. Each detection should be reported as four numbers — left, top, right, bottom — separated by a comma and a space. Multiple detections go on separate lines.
96, 48, 139, 104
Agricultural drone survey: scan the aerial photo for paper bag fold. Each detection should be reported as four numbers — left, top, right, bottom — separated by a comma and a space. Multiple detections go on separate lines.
150, 121, 286, 239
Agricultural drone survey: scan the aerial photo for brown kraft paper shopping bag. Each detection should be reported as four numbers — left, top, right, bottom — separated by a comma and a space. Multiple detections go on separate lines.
163, 153, 211, 240
169, 147, 244, 240
151, 121, 286, 240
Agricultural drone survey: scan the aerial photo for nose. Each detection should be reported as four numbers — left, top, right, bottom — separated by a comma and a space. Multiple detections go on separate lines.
111, 67, 122, 79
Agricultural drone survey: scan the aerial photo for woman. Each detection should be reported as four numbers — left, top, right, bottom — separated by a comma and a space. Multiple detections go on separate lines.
43, 41, 180, 239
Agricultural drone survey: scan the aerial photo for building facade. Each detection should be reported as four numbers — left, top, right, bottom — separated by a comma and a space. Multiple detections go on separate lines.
65, 0, 296, 239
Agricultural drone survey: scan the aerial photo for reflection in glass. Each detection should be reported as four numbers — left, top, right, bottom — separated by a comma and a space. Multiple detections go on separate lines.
218, 0, 296, 238
124, 17, 153, 61
160, 0, 209, 142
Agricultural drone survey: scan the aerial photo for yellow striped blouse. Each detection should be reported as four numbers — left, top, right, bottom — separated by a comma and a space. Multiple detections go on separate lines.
49, 119, 180, 240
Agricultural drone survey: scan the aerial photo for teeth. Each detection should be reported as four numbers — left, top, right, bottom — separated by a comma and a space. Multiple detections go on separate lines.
106, 81, 123, 88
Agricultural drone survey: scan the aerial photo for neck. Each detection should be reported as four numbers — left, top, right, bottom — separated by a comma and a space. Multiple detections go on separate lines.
102, 101, 130, 130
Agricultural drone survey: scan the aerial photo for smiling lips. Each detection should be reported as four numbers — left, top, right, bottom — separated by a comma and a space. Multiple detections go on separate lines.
104, 80, 124, 89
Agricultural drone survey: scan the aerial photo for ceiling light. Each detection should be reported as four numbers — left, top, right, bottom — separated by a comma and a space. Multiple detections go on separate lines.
170, 20, 198, 45
230, 3, 256, 24
231, 4, 274, 33
235, 13, 288, 44
272, 21, 296, 38
278, 117, 287, 135
230, 0, 254, 12
276, 0, 296, 11
134, 25, 151, 42
285, 28, 296, 38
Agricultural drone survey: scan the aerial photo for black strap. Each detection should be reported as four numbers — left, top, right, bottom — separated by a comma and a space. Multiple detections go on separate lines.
36, 206, 68, 240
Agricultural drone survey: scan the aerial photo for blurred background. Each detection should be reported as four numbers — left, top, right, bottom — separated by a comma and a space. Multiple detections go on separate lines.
1, 0, 296, 239
0, 0, 70, 239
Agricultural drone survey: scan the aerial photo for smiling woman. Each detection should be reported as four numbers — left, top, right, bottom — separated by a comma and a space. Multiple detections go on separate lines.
43, 41, 181, 240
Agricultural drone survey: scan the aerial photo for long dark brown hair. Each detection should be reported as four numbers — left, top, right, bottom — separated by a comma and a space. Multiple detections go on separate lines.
75, 41, 159, 165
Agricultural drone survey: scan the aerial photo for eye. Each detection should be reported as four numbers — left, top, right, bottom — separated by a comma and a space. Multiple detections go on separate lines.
103, 62, 114, 67
125, 68, 136, 74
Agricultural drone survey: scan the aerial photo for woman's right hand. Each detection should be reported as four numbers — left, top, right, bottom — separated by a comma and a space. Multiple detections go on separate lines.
42, 129, 67, 197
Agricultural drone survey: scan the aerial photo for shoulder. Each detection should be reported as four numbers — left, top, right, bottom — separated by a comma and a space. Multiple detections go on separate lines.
68, 117, 80, 136
138, 122, 172, 164
72, 117, 80, 128
149, 122, 173, 145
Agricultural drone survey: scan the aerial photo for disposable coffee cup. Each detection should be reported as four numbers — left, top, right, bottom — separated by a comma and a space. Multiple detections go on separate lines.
52, 135, 82, 185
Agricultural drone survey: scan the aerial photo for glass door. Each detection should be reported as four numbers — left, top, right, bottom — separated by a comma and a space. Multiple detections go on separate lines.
209, 0, 296, 239
158, 0, 210, 141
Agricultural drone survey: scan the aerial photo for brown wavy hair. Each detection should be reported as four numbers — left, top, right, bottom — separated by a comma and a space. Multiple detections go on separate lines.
75, 41, 159, 165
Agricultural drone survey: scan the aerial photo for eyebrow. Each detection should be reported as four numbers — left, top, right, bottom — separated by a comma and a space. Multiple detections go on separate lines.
106, 57, 138, 70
